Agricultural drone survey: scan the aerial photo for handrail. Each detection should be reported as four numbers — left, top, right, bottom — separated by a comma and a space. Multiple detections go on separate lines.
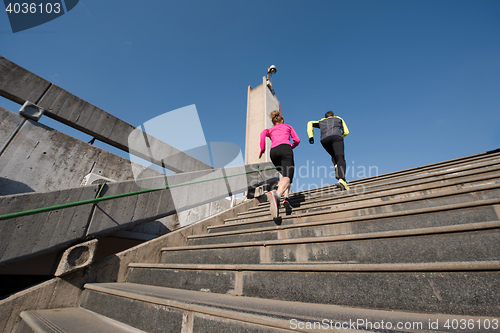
0, 167, 275, 221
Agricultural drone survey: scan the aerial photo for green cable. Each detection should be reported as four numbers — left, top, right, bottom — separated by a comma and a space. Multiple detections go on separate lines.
0, 167, 275, 221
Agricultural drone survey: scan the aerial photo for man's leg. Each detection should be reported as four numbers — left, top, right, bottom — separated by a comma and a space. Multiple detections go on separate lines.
321, 137, 336, 165
330, 136, 349, 190
331, 136, 346, 181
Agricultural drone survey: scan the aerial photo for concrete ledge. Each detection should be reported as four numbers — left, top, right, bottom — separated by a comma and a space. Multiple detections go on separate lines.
129, 260, 500, 272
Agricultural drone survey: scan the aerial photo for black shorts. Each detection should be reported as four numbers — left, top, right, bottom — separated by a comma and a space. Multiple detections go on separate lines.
270, 144, 295, 182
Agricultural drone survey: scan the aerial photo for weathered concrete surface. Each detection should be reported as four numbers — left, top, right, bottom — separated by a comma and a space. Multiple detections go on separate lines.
245, 76, 280, 165
125, 264, 500, 317
19, 308, 146, 333
192, 202, 500, 246
0, 107, 162, 195
0, 162, 278, 268
0, 107, 242, 243
54, 239, 99, 277
0, 197, 262, 333
0, 56, 211, 173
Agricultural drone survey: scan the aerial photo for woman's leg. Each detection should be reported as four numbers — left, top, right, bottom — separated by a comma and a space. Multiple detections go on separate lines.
277, 177, 290, 198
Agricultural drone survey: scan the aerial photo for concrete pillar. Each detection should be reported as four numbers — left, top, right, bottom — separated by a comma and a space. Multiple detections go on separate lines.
244, 76, 280, 165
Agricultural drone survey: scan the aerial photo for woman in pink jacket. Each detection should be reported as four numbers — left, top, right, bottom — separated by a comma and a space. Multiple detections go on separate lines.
259, 110, 300, 218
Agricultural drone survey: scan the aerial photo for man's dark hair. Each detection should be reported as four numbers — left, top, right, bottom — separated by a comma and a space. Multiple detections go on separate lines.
325, 111, 334, 118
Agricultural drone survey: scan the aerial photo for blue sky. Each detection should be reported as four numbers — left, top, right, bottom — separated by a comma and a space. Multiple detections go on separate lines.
1, 0, 499, 192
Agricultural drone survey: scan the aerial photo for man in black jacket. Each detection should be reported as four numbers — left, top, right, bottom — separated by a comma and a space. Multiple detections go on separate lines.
307, 111, 350, 190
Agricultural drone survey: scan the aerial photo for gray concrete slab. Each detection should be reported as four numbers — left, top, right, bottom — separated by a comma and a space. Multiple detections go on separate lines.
1, 57, 212, 173
19, 307, 147, 333
0, 106, 24, 151
36, 84, 68, 115
83, 282, 498, 332
126, 261, 500, 317
195, 202, 500, 246
242, 166, 500, 219
217, 184, 500, 232
0, 107, 166, 195
162, 221, 500, 265
81, 288, 185, 333
0, 186, 99, 265
0, 56, 51, 105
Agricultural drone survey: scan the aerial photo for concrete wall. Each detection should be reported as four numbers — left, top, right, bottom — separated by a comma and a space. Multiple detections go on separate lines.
0, 197, 265, 333
0, 55, 280, 277
0, 106, 243, 239
0, 107, 162, 195
0, 55, 237, 242
245, 77, 280, 165
0, 56, 212, 173
0, 161, 279, 270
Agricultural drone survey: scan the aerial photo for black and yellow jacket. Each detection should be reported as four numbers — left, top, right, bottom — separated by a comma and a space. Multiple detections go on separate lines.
307, 116, 349, 142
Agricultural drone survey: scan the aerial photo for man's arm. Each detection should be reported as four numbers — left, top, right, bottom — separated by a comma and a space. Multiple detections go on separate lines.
307, 120, 319, 138
307, 120, 319, 144
337, 117, 349, 137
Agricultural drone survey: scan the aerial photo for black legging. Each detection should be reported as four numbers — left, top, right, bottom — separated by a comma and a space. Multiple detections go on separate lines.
270, 144, 295, 182
321, 135, 346, 181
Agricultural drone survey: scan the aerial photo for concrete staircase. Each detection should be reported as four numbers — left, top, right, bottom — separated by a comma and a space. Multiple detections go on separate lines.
14, 150, 500, 332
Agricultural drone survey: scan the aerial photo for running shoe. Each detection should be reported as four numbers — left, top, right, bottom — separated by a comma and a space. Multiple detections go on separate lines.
283, 197, 294, 210
267, 191, 280, 218
337, 179, 350, 191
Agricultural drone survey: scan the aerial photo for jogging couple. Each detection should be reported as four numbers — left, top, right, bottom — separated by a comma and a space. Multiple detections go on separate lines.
259, 110, 350, 218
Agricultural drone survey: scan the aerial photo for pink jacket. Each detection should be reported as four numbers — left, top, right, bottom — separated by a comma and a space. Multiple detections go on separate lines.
260, 123, 300, 154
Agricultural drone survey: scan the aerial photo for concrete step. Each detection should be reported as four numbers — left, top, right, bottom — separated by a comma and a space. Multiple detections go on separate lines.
343, 153, 500, 193
349, 149, 500, 188
214, 182, 500, 234
251, 162, 500, 208
126, 261, 500, 318
79, 282, 494, 332
15, 307, 146, 333
188, 199, 500, 246
272, 152, 500, 203
243, 154, 500, 222
327, 150, 500, 190
233, 168, 500, 222
162, 220, 500, 265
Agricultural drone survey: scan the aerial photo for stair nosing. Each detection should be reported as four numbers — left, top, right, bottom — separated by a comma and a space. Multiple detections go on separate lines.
129, 260, 500, 272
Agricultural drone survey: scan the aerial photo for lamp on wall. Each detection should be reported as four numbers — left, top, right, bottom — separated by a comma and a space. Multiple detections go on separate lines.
266, 65, 277, 93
